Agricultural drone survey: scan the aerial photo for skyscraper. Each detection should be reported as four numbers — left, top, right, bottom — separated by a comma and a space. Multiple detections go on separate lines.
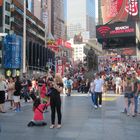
17, 0, 32, 12
98, 0, 103, 25
66, 0, 96, 40
51, 0, 65, 39
32, 0, 42, 20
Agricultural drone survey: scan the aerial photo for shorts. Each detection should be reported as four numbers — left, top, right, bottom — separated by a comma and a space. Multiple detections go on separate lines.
0, 91, 5, 104
13, 96, 20, 103
8, 92, 14, 100
124, 93, 134, 98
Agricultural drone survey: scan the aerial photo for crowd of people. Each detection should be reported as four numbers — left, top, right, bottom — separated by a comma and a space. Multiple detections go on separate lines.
96, 58, 140, 116
0, 57, 140, 129
0, 73, 64, 128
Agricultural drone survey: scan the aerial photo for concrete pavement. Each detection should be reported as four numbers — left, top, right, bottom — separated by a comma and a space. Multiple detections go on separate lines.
0, 92, 140, 140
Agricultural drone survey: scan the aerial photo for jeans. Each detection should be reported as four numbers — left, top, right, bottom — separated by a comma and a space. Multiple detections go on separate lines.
50, 97, 62, 125
134, 95, 138, 113
94, 92, 102, 106
91, 92, 95, 105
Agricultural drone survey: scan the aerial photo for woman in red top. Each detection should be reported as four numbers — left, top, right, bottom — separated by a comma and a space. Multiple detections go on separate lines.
27, 98, 49, 127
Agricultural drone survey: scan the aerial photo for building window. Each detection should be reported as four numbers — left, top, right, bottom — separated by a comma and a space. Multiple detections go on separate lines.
5, 2, 10, 12
5, 15, 10, 25
5, 28, 9, 34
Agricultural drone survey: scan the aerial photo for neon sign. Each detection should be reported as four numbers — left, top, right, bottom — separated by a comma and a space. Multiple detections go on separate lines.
110, 25, 135, 35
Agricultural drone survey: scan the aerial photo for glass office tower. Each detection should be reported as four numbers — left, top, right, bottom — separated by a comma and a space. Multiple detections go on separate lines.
66, 0, 96, 40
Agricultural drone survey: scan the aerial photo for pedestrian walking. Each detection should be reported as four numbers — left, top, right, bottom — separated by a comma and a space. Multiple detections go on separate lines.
89, 77, 95, 106
13, 76, 22, 112
123, 73, 135, 117
7, 77, 15, 109
21, 76, 30, 102
93, 73, 104, 109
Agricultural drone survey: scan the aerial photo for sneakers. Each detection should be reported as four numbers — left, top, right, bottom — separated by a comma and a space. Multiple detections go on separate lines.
14, 108, 21, 112
50, 125, 55, 129
99, 105, 102, 108
50, 124, 62, 129
94, 105, 98, 109
56, 124, 61, 129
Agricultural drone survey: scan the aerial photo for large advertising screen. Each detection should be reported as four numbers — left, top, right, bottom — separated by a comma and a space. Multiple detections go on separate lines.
96, 22, 136, 39
96, 22, 136, 49
101, 0, 139, 24
3, 35, 22, 69
102, 36, 136, 49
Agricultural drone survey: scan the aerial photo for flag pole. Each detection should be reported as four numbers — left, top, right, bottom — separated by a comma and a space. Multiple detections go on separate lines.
23, 0, 26, 74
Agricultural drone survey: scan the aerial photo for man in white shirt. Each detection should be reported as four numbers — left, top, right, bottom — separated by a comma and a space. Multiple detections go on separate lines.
93, 73, 104, 109
114, 74, 122, 94
62, 76, 67, 94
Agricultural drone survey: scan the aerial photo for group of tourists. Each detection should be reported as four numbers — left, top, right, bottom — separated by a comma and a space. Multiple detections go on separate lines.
0, 73, 63, 129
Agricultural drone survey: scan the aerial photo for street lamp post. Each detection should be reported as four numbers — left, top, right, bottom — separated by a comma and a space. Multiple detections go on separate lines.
23, 0, 26, 74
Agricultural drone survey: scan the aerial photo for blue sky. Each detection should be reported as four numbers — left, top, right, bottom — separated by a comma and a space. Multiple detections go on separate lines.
64, 0, 98, 20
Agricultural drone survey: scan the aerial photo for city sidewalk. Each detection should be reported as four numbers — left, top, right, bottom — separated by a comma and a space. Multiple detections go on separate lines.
0, 92, 140, 140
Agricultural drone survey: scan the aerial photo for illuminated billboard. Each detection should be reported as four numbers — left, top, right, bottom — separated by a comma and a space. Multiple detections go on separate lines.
96, 22, 136, 39
96, 22, 136, 49
101, 0, 139, 24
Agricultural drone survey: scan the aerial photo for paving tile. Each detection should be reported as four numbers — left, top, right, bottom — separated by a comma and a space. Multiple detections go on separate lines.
0, 93, 140, 140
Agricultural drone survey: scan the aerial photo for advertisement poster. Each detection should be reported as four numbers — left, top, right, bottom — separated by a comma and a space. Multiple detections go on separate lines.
56, 64, 64, 76
3, 35, 22, 69
101, 0, 139, 24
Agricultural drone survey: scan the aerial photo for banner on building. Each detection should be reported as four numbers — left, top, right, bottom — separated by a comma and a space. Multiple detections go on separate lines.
3, 34, 22, 69
101, 0, 139, 24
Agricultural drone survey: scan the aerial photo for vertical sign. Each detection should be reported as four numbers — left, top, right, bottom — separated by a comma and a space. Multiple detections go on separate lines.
3, 35, 22, 69
56, 64, 64, 76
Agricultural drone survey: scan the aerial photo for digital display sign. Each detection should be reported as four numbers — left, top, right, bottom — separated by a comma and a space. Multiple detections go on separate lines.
101, 0, 139, 24
96, 22, 136, 39
3, 35, 22, 69
102, 36, 136, 49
